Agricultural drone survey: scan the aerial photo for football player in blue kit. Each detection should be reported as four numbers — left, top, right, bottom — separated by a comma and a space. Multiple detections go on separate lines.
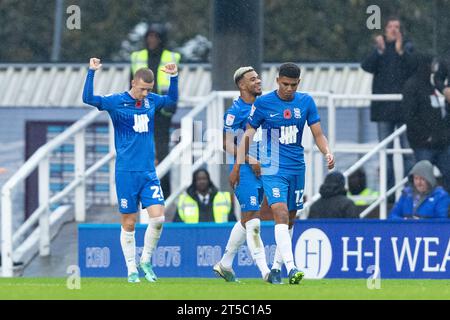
230, 63, 335, 284
213, 67, 275, 283
82, 57, 178, 283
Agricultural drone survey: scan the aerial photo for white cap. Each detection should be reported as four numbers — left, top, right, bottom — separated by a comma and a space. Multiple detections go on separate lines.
233, 66, 254, 84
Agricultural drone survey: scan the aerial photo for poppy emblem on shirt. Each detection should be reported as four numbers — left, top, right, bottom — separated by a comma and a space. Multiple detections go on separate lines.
283, 109, 292, 119
135, 100, 142, 108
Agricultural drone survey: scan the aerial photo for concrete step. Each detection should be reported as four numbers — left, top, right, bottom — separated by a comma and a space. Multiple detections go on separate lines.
22, 204, 121, 277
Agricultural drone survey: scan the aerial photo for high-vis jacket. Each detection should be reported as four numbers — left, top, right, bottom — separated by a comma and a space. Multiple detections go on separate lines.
130, 49, 181, 93
176, 192, 232, 223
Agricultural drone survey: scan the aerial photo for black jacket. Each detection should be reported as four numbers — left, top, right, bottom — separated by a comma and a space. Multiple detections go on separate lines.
361, 39, 415, 122
309, 173, 359, 219
434, 55, 450, 95
402, 55, 450, 149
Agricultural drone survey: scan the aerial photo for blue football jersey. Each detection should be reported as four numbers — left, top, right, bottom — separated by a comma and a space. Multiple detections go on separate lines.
83, 69, 178, 172
223, 97, 260, 177
248, 90, 320, 175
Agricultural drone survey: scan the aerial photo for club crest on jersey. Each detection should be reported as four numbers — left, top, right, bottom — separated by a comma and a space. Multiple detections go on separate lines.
283, 109, 292, 119
144, 99, 150, 109
272, 188, 281, 198
294, 108, 301, 119
225, 114, 235, 126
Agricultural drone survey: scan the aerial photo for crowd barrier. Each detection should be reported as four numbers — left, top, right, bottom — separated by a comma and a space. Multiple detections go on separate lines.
79, 220, 450, 279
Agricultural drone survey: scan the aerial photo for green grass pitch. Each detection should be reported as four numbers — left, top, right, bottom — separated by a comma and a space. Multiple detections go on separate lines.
0, 278, 450, 300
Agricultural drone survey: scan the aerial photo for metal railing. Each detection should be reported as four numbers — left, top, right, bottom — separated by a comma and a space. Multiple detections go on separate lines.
1, 108, 115, 276
299, 124, 411, 219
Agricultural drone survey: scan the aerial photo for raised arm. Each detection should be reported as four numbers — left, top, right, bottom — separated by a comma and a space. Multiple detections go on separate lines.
310, 122, 335, 170
154, 63, 179, 112
82, 58, 103, 107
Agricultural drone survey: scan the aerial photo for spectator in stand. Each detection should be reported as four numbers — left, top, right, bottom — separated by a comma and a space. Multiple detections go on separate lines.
402, 54, 450, 192
361, 16, 416, 197
347, 168, 379, 208
309, 171, 359, 219
434, 52, 450, 107
389, 160, 449, 219
174, 168, 235, 223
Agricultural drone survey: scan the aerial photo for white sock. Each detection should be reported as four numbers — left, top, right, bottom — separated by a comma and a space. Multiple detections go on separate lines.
220, 221, 246, 269
140, 216, 165, 264
245, 218, 270, 278
272, 226, 293, 270
120, 227, 137, 275
274, 224, 296, 273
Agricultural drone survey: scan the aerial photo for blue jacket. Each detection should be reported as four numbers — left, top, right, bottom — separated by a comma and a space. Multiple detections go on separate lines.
389, 186, 449, 219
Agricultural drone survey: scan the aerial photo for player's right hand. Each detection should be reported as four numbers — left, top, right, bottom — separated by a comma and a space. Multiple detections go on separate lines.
326, 153, 335, 170
250, 162, 261, 178
229, 165, 240, 189
89, 58, 102, 70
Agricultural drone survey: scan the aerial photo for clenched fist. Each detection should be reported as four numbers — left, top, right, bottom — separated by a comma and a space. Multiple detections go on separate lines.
89, 58, 102, 71
160, 63, 178, 75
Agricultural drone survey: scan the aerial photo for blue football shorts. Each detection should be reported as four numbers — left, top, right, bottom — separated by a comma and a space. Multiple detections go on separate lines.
261, 172, 305, 211
115, 170, 165, 214
234, 171, 264, 213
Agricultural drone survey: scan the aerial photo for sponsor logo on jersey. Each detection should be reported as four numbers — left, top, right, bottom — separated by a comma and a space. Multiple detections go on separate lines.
279, 125, 299, 144
133, 114, 149, 133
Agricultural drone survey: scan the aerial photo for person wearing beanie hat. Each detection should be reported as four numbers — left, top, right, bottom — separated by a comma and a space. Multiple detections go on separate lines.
389, 160, 450, 219
309, 171, 359, 219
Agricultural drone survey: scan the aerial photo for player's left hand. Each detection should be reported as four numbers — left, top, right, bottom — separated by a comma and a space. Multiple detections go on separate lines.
229, 165, 240, 189
250, 162, 261, 178
160, 63, 178, 75
325, 153, 335, 170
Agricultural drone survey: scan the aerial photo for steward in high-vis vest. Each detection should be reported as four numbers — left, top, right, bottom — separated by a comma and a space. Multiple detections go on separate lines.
174, 169, 234, 223
130, 23, 181, 198
347, 168, 379, 206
